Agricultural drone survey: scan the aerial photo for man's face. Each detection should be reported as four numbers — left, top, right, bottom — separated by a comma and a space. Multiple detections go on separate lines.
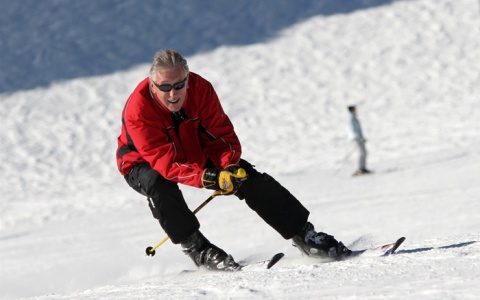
150, 65, 188, 112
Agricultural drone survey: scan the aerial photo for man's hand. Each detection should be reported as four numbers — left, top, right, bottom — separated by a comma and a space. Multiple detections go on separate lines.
202, 165, 248, 195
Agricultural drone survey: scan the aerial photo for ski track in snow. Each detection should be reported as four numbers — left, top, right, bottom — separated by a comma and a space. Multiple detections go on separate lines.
1, 0, 480, 299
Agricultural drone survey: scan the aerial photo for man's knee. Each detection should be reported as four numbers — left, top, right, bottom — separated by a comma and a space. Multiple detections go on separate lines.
235, 160, 275, 200
126, 164, 178, 199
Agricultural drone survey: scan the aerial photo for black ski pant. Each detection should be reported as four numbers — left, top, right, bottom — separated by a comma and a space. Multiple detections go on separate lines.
124, 159, 310, 244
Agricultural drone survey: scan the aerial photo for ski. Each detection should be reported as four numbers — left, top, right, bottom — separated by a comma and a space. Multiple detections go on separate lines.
240, 238, 404, 269
352, 168, 398, 177
350, 237, 406, 258
179, 252, 285, 274
238, 252, 285, 271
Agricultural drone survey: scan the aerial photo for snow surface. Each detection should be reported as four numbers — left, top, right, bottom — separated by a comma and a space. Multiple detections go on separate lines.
1, 0, 480, 299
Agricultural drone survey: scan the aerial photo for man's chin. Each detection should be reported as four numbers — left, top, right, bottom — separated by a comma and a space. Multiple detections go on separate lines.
168, 105, 182, 112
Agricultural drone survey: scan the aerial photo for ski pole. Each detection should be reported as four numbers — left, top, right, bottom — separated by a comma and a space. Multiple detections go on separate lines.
145, 191, 221, 256
334, 142, 356, 175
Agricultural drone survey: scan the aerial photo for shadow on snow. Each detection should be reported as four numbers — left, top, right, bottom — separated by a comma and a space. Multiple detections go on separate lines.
395, 241, 478, 255
0, 0, 395, 94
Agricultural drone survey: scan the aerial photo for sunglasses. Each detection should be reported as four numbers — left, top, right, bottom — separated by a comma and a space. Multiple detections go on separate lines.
153, 76, 188, 92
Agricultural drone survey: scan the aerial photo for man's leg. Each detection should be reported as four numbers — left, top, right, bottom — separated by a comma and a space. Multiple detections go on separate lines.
357, 140, 367, 171
124, 164, 238, 270
124, 164, 199, 244
236, 160, 351, 260
235, 160, 309, 239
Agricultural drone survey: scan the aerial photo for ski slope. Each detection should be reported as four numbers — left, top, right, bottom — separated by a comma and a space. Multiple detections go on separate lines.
1, 0, 479, 299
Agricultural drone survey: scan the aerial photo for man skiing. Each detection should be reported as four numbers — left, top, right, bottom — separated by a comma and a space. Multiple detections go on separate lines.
116, 49, 351, 271
347, 105, 371, 175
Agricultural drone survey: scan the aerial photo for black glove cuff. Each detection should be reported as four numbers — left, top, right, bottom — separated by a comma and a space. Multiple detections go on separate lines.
202, 168, 219, 190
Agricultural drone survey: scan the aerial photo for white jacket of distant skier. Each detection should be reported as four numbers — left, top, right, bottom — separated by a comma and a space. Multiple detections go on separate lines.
347, 111, 365, 142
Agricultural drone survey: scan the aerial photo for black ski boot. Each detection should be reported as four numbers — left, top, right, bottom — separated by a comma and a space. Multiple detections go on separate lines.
181, 231, 240, 271
292, 222, 352, 260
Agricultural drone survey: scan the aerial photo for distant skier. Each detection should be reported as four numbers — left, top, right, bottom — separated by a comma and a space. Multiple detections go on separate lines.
116, 49, 352, 271
347, 105, 371, 175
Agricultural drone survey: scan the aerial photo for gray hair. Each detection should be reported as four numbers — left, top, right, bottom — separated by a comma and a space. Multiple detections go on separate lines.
149, 49, 189, 81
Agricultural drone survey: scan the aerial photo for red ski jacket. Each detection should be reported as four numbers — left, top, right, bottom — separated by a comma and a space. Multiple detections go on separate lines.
116, 72, 241, 188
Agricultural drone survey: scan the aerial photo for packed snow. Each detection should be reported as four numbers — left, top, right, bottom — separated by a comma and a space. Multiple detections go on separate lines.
1, 0, 479, 299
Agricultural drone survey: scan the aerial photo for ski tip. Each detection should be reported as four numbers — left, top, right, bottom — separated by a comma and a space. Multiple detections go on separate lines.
267, 252, 285, 269
390, 237, 406, 254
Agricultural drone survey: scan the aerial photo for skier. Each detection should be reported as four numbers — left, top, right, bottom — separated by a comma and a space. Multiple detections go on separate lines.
347, 105, 371, 175
116, 49, 352, 271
